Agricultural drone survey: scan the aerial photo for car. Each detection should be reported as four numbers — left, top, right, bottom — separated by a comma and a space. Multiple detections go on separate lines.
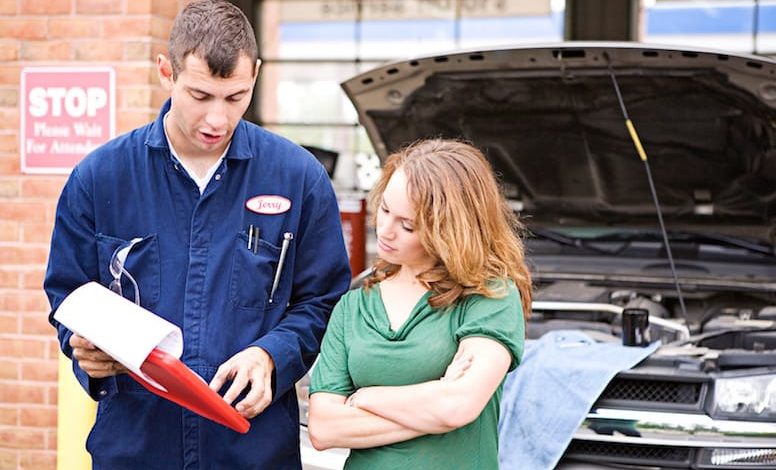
298, 42, 776, 469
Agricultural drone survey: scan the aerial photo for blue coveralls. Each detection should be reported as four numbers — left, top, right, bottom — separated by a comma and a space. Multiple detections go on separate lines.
45, 99, 352, 469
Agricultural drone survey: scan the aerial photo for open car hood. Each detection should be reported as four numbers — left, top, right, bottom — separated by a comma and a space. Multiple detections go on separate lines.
342, 42, 776, 243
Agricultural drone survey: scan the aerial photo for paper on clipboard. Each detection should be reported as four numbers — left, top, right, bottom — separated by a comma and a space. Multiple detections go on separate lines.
53, 281, 182, 391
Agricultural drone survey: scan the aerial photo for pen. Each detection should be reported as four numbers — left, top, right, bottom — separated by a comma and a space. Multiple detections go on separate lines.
247, 225, 254, 251
269, 232, 293, 303
253, 227, 260, 255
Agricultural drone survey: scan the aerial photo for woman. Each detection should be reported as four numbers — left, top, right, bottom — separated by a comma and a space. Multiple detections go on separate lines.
308, 139, 532, 469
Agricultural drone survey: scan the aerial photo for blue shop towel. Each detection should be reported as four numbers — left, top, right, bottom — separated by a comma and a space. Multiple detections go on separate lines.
498, 330, 660, 470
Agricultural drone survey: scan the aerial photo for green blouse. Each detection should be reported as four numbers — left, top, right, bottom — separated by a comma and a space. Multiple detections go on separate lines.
310, 282, 525, 470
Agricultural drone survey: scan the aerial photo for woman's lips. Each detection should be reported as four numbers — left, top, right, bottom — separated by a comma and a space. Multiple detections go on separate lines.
377, 238, 394, 252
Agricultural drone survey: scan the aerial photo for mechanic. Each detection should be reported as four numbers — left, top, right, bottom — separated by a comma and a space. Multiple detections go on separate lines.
44, 1, 351, 468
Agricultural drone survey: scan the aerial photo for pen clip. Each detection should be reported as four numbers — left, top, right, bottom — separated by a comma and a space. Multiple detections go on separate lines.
269, 232, 293, 304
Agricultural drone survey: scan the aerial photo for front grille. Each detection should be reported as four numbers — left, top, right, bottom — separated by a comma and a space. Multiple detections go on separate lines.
596, 377, 705, 410
565, 440, 694, 467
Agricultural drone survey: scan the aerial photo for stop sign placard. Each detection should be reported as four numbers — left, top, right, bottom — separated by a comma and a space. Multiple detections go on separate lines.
21, 67, 115, 174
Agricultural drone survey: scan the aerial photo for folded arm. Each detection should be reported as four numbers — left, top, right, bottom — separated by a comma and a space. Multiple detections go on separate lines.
348, 336, 511, 434
308, 392, 424, 450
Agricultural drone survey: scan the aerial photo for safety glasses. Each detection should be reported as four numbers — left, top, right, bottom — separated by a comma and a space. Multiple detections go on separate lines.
108, 237, 143, 305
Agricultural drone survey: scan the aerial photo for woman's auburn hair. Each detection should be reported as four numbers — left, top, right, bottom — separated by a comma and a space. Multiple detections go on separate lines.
364, 138, 533, 317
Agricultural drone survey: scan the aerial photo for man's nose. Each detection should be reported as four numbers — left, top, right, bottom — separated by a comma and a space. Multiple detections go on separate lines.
205, 101, 228, 129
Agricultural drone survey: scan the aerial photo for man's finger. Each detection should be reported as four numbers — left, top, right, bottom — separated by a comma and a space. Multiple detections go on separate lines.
221, 369, 250, 406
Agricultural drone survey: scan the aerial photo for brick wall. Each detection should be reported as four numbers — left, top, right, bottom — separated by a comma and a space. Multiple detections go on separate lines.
0, 1, 186, 468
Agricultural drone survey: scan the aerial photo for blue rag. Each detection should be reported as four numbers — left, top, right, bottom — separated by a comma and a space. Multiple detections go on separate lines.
498, 330, 660, 470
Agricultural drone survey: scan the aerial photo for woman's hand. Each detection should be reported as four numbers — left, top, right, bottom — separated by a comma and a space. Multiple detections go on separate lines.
441, 350, 473, 381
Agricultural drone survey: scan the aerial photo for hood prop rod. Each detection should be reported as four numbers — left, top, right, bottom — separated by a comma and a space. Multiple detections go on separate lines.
602, 52, 691, 332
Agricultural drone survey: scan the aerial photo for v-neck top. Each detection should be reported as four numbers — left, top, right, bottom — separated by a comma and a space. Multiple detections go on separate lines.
310, 282, 525, 470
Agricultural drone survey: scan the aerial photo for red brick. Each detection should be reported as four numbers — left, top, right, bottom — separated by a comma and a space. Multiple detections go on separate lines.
73, 40, 123, 61
0, 338, 46, 358
0, 155, 21, 176
20, 178, 65, 200
0, 179, 19, 198
0, 382, 47, 404
47, 339, 60, 361
0, 221, 19, 243
0, 65, 20, 86
124, 41, 152, 61
0, 41, 19, 61
20, 0, 71, 15
0, 290, 50, 312
115, 64, 157, 87
21, 360, 58, 383
127, 0, 152, 14
0, 407, 17, 425
21, 314, 52, 336
0, 449, 17, 468
0, 90, 17, 110
0, 269, 19, 288
0, 361, 17, 380
21, 222, 54, 244
151, 16, 174, 39
0, 19, 47, 40
20, 41, 73, 61
0, 314, 17, 334
47, 385, 57, 406
121, 88, 152, 109
20, 451, 56, 469
0, 202, 49, 224
151, 87, 169, 109
104, 17, 152, 38
0, 133, 19, 153
0, 428, 45, 449
75, 0, 121, 15
48, 18, 100, 38
0, 247, 49, 267
19, 407, 57, 427
117, 110, 156, 133
0, 109, 19, 130
46, 427, 57, 450
0, 0, 16, 14
21, 270, 44, 290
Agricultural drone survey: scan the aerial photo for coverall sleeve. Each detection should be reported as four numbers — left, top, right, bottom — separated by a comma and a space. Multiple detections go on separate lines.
252, 165, 352, 401
44, 165, 115, 400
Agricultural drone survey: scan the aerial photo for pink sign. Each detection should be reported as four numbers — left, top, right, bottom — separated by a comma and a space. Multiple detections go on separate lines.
21, 67, 115, 174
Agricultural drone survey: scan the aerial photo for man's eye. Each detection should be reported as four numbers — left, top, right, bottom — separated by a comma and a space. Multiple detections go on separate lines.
191, 93, 207, 100
228, 95, 245, 102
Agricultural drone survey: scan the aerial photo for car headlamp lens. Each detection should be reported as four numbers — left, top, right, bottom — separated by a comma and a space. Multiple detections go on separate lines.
713, 374, 776, 420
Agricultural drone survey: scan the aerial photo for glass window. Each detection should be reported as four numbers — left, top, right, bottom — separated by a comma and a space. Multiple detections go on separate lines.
641, 0, 776, 56
256, 0, 565, 190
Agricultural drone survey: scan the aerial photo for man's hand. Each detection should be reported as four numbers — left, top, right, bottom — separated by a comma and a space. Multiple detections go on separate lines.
209, 346, 274, 419
69, 334, 128, 378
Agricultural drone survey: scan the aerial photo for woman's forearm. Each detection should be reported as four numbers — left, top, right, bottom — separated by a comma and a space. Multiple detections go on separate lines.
308, 393, 424, 450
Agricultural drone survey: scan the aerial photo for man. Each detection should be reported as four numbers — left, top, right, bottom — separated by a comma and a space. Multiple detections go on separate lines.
44, 1, 351, 468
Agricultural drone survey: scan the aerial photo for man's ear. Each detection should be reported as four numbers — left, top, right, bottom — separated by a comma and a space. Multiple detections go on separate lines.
157, 54, 174, 91
252, 58, 262, 85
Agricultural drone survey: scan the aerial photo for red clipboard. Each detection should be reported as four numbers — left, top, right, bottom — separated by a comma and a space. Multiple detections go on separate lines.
128, 348, 250, 434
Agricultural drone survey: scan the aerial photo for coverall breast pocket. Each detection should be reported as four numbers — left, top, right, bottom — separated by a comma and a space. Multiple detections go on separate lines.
229, 231, 281, 310
96, 233, 161, 310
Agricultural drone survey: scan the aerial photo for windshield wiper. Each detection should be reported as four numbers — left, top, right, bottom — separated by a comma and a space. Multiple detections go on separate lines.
591, 230, 775, 257
529, 228, 620, 255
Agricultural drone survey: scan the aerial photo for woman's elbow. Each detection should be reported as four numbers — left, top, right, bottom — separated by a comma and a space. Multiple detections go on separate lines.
435, 397, 484, 431
307, 416, 333, 451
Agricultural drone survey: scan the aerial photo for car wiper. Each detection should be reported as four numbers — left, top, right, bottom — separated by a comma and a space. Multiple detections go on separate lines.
529, 228, 620, 255
589, 230, 775, 257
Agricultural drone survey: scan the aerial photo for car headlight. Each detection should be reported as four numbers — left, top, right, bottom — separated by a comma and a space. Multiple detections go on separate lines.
712, 374, 776, 420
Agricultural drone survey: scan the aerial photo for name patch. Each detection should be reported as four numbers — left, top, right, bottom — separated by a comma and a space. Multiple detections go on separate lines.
246, 195, 291, 215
